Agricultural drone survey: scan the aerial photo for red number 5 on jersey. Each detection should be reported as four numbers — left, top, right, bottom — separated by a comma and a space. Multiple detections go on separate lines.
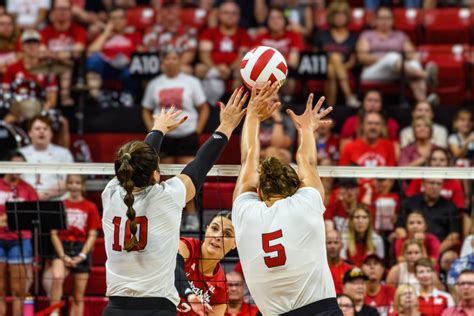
262, 230, 287, 268
112, 216, 148, 251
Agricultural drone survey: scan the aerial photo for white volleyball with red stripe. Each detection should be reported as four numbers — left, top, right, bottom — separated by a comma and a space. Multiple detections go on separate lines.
240, 46, 288, 89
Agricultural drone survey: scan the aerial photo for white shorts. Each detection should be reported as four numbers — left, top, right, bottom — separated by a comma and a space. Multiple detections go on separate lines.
361, 52, 423, 82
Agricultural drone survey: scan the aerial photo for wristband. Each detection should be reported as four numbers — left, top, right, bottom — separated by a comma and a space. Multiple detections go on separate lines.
78, 252, 87, 260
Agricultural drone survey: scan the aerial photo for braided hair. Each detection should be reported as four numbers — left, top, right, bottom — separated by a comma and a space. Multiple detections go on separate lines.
258, 157, 301, 201
114, 141, 159, 252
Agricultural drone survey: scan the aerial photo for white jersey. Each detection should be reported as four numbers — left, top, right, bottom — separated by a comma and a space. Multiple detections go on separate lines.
19, 144, 74, 197
102, 177, 186, 304
142, 73, 206, 137
232, 187, 336, 316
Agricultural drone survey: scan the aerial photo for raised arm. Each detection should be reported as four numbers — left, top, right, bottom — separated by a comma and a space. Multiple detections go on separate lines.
233, 82, 281, 201
286, 94, 333, 201
178, 88, 248, 203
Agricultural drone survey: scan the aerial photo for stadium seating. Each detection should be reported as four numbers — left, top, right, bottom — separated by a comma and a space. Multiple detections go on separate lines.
126, 6, 157, 31
418, 44, 468, 106
423, 8, 472, 44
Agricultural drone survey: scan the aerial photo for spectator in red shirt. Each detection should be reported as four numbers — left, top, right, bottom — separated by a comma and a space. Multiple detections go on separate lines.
143, 1, 197, 74
0, 150, 38, 316
399, 118, 439, 167
45, 174, 101, 316
341, 205, 384, 267
362, 254, 396, 316
254, 7, 303, 102
327, 229, 354, 295
340, 111, 397, 167
340, 90, 400, 150
86, 7, 143, 98
177, 211, 235, 315
394, 210, 440, 265
225, 271, 259, 316
41, 0, 87, 106
415, 258, 454, 316
0, 13, 19, 74
196, 1, 251, 105
406, 148, 466, 211
325, 178, 359, 231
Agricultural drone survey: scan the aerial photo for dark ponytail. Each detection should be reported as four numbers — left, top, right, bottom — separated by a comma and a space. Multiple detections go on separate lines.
114, 141, 159, 252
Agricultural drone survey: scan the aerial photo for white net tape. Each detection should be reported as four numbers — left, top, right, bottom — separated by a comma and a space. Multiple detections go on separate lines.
1, 162, 474, 179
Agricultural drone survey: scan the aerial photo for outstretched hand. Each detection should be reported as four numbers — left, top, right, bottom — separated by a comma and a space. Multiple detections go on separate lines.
286, 94, 333, 132
247, 81, 281, 121
218, 87, 248, 130
152, 105, 188, 134
187, 294, 213, 316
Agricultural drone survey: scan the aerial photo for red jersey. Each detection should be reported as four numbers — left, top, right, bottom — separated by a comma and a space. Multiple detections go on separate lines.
394, 234, 440, 262
339, 138, 396, 167
418, 288, 454, 316
254, 31, 304, 59
0, 178, 38, 240
225, 302, 259, 316
178, 237, 228, 315
329, 260, 353, 295
406, 179, 465, 210
101, 32, 142, 64
317, 134, 340, 163
58, 199, 101, 242
41, 23, 87, 52
199, 27, 251, 65
3, 60, 58, 92
374, 193, 400, 233
365, 284, 396, 316
341, 115, 400, 141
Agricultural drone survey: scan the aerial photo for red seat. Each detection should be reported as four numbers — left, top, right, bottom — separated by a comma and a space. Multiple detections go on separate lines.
203, 182, 235, 209
423, 9, 472, 44
180, 8, 207, 29
198, 133, 241, 164
393, 8, 421, 44
127, 7, 157, 31
92, 237, 107, 266
419, 44, 467, 106
71, 133, 143, 162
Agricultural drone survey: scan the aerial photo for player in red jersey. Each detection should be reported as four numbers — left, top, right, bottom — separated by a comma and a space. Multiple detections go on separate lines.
46, 174, 101, 316
0, 150, 38, 316
177, 211, 235, 316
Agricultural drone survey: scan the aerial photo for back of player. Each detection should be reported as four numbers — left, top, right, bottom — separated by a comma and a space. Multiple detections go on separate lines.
102, 176, 186, 303
233, 187, 335, 315
232, 86, 342, 316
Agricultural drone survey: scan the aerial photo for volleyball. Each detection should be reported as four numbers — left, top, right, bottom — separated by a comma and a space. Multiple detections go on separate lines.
240, 46, 288, 89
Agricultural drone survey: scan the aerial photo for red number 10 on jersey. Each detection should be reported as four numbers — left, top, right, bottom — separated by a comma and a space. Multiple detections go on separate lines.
112, 216, 148, 251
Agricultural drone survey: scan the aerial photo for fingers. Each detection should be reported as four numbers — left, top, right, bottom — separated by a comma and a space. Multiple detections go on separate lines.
250, 85, 258, 101
286, 109, 300, 128
233, 87, 245, 106
237, 91, 249, 109
305, 93, 314, 112
204, 304, 213, 313
268, 101, 281, 116
318, 106, 333, 119
313, 96, 325, 114
228, 87, 241, 106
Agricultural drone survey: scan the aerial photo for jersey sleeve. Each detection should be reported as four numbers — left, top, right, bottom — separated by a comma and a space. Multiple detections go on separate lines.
294, 187, 326, 215
232, 192, 260, 229
180, 237, 200, 261
164, 177, 187, 210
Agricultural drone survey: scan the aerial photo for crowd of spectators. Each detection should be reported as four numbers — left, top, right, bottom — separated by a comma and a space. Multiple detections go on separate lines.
0, 0, 473, 315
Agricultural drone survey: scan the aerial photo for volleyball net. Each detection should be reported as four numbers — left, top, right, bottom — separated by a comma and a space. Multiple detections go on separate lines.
0, 162, 473, 314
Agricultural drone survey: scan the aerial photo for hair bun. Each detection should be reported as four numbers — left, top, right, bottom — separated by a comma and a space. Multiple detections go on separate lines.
122, 153, 132, 160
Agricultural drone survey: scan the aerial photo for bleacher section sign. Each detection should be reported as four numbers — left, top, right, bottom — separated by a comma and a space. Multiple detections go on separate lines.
130, 53, 161, 79
296, 52, 328, 79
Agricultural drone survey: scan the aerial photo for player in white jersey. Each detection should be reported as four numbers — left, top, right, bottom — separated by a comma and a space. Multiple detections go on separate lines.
101, 87, 248, 316
232, 86, 343, 316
